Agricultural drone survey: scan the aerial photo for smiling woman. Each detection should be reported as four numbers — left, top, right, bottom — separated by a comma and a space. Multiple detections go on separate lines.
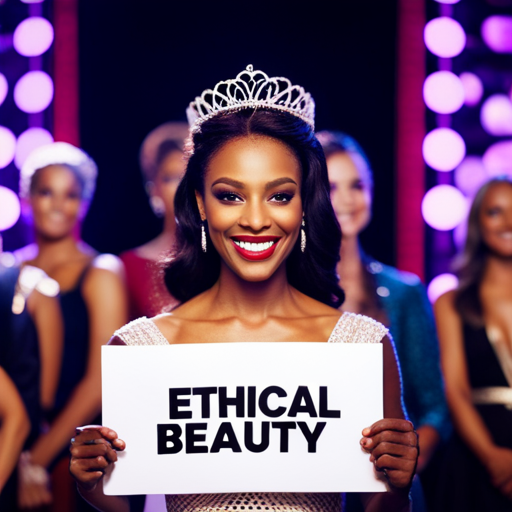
69, 66, 418, 512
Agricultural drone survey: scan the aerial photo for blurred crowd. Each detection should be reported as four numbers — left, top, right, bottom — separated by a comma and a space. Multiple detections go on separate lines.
1, 124, 511, 512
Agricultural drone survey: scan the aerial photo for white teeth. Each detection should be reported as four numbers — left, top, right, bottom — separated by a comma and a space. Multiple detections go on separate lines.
234, 240, 275, 252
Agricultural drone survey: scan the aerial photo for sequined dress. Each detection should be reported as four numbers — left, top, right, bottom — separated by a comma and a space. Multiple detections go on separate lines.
114, 312, 388, 512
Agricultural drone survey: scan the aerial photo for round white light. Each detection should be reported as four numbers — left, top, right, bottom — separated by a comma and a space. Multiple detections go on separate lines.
0, 126, 17, 169
427, 274, 459, 303
423, 128, 466, 172
424, 71, 465, 114
480, 94, 512, 136
422, 185, 468, 230
15, 128, 54, 170
0, 186, 21, 231
13, 17, 54, 57
424, 17, 466, 58
0, 73, 8, 107
14, 71, 54, 114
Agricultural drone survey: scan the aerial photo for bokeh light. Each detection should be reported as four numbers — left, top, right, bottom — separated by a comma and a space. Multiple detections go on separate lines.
483, 140, 512, 177
0, 186, 21, 231
459, 72, 484, 106
20, 0, 44, 3
427, 274, 459, 303
423, 128, 466, 171
0, 127, 17, 169
424, 17, 466, 58
455, 156, 489, 197
13, 17, 54, 57
434, 0, 460, 3
0, 73, 8, 107
15, 128, 54, 170
422, 185, 468, 230
454, 219, 468, 250
424, 71, 465, 114
480, 94, 512, 136
481, 16, 512, 53
13, 71, 54, 113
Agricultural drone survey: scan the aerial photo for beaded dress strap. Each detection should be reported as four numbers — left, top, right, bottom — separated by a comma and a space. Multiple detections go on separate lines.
114, 317, 169, 346
328, 312, 388, 344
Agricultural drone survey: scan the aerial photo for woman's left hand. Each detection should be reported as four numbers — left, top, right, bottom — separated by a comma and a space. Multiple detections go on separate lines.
360, 418, 418, 490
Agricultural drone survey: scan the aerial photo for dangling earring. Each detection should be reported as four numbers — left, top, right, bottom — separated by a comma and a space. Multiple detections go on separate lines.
201, 222, 207, 253
301, 216, 306, 253
149, 196, 165, 217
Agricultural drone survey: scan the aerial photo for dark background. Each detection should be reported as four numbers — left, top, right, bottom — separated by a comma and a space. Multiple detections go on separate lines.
77, 1, 398, 264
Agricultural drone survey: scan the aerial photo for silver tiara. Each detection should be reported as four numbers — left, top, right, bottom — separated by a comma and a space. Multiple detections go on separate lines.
186, 65, 315, 133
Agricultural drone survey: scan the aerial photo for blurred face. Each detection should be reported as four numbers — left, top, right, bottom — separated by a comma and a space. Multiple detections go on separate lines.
196, 135, 303, 283
29, 164, 83, 240
479, 182, 512, 258
326, 151, 372, 239
151, 150, 185, 218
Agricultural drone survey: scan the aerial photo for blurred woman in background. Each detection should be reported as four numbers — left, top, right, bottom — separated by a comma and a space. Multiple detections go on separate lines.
434, 177, 512, 511
15, 142, 128, 511
120, 122, 188, 319
317, 131, 450, 510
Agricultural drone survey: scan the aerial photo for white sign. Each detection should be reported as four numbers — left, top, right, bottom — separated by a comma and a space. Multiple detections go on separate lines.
102, 343, 385, 495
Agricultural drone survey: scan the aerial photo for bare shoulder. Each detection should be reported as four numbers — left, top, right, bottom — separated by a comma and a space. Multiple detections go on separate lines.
82, 254, 126, 302
434, 289, 457, 317
151, 312, 185, 344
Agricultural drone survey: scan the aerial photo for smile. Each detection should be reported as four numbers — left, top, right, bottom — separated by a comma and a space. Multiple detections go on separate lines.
231, 236, 281, 261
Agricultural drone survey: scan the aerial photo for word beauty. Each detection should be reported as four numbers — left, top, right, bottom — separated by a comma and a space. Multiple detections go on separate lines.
158, 385, 341, 455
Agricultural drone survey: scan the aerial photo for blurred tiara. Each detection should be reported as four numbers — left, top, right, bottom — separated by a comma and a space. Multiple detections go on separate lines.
186, 65, 315, 133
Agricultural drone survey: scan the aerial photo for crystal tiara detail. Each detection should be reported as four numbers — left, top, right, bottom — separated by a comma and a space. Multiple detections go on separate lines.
186, 65, 315, 133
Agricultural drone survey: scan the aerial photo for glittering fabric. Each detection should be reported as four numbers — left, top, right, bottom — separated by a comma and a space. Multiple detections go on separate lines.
113, 313, 388, 512
327, 312, 388, 344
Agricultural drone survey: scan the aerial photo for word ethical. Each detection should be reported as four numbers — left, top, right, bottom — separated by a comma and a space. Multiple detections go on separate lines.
157, 385, 341, 455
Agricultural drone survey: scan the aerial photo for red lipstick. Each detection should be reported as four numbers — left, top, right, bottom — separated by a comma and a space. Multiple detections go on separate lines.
231, 236, 281, 261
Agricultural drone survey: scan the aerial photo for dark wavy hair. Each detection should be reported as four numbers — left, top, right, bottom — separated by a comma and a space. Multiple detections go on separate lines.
163, 108, 344, 308
454, 176, 512, 326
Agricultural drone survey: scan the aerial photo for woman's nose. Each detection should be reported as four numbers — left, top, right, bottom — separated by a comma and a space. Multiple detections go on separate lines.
238, 202, 271, 231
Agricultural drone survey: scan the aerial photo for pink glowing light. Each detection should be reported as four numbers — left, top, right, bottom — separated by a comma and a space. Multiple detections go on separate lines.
424, 17, 466, 58
422, 185, 468, 230
482, 16, 512, 53
0, 73, 7, 107
423, 128, 466, 171
0, 127, 17, 169
424, 71, 465, 114
434, 0, 460, 3
13, 71, 53, 114
20, 0, 44, 3
455, 156, 489, 197
480, 94, 512, 136
15, 128, 54, 170
427, 274, 459, 303
13, 17, 54, 57
459, 72, 484, 106
483, 140, 512, 177
0, 186, 21, 231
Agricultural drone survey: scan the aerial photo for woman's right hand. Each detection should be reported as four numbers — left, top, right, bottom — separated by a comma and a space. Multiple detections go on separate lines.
69, 426, 125, 492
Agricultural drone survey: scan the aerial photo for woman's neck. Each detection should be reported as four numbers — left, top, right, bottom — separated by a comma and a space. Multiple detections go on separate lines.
483, 254, 512, 287
30, 234, 84, 271
207, 264, 299, 321
338, 235, 364, 281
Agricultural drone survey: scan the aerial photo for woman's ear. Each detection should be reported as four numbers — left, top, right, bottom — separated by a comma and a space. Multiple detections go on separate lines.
195, 191, 206, 221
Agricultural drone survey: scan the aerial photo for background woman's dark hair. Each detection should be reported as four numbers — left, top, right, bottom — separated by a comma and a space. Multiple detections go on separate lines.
164, 108, 344, 308
316, 130, 373, 190
454, 176, 512, 326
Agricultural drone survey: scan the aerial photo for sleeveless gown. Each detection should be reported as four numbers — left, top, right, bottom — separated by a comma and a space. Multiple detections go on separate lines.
433, 322, 512, 511
114, 312, 389, 512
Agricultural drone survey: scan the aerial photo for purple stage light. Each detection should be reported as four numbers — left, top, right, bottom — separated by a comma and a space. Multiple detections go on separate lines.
423, 128, 466, 171
422, 184, 468, 230
14, 71, 53, 114
15, 128, 54, 170
20, 0, 44, 3
424, 71, 465, 114
0, 127, 17, 169
483, 140, 512, 177
434, 0, 460, 3
454, 220, 468, 251
0, 186, 21, 231
480, 94, 512, 136
459, 72, 484, 106
13, 17, 54, 57
427, 274, 459, 303
424, 17, 466, 58
454, 156, 489, 197
0, 73, 8, 107
482, 16, 512, 53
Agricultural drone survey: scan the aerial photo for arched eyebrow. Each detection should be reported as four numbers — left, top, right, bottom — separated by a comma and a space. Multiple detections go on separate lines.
210, 177, 298, 190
